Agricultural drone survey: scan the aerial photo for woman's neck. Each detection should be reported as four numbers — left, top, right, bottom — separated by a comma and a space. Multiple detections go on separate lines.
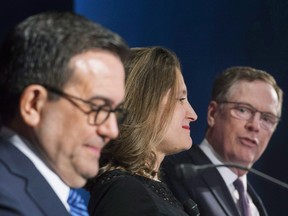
153, 152, 165, 181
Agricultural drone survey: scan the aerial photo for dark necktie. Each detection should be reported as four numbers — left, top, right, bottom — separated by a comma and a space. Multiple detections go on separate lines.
67, 189, 89, 216
233, 178, 251, 216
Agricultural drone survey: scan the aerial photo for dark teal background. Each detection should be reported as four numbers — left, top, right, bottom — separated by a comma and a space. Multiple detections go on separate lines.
1, 0, 288, 215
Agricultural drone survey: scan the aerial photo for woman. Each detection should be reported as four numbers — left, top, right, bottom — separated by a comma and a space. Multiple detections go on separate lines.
87, 47, 198, 216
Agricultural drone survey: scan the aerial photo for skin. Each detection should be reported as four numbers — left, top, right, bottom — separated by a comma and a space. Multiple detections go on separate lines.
155, 70, 198, 171
14, 50, 125, 187
206, 80, 279, 176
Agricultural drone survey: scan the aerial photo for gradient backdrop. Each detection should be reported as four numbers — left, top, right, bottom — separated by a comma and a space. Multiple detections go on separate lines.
2, 0, 288, 215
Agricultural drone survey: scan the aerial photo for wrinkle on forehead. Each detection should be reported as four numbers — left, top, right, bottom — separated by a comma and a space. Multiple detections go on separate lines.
229, 80, 279, 115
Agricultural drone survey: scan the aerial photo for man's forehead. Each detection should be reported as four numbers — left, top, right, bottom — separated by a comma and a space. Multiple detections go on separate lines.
228, 81, 279, 114
70, 50, 122, 73
67, 51, 125, 107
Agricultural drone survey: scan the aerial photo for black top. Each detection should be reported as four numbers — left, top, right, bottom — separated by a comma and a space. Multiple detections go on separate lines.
88, 169, 190, 216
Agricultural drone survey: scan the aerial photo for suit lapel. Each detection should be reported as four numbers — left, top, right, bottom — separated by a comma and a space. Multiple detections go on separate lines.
201, 167, 240, 216
0, 139, 70, 216
248, 182, 268, 216
187, 145, 241, 216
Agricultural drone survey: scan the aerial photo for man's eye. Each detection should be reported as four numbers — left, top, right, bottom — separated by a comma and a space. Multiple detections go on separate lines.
237, 106, 250, 113
262, 115, 275, 124
91, 105, 110, 112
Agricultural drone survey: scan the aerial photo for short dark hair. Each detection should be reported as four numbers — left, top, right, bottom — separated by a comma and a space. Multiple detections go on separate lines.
212, 66, 283, 116
0, 11, 129, 124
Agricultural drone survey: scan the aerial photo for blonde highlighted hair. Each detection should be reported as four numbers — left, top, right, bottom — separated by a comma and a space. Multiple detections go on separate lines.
100, 47, 182, 177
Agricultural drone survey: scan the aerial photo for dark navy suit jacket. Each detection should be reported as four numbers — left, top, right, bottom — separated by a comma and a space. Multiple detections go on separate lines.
0, 137, 70, 216
162, 145, 268, 216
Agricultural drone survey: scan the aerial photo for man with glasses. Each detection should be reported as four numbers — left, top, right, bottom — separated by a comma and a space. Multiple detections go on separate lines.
0, 12, 129, 215
163, 66, 283, 216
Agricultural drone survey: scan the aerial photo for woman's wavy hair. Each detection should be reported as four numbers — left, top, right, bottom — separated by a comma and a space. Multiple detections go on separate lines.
100, 46, 181, 177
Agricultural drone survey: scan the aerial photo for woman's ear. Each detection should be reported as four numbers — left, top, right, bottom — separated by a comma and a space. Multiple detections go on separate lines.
207, 101, 218, 127
19, 85, 48, 127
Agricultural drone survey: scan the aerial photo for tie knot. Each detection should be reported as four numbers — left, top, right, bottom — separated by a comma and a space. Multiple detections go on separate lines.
233, 178, 245, 193
67, 189, 89, 216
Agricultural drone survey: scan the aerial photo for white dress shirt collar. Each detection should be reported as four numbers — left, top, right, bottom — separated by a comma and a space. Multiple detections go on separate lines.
199, 139, 259, 216
199, 138, 239, 186
0, 126, 70, 211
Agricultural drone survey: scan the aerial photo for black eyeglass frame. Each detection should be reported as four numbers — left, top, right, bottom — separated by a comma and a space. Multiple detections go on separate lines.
42, 84, 128, 126
217, 100, 280, 130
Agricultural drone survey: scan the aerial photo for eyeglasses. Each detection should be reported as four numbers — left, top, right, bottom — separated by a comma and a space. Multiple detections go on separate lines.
218, 101, 280, 130
43, 85, 128, 126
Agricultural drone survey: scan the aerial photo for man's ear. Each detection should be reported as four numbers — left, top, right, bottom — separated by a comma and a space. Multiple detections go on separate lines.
207, 101, 218, 127
19, 85, 48, 127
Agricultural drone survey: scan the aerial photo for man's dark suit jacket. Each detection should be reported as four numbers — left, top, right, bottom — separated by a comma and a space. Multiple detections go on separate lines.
0, 137, 70, 216
162, 144, 268, 216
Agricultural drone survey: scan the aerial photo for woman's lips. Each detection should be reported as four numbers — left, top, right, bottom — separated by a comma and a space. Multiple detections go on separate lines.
182, 125, 190, 130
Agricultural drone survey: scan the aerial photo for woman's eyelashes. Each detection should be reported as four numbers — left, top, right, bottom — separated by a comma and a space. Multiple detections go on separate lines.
178, 97, 186, 104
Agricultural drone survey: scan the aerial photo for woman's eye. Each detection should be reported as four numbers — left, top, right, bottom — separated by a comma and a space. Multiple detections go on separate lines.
179, 98, 186, 103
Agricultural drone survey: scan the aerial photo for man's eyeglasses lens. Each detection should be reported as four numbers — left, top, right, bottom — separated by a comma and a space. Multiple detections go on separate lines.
87, 106, 128, 126
43, 85, 128, 126
219, 101, 279, 130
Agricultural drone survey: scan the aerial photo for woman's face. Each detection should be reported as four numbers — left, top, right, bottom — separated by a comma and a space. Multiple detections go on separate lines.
157, 70, 197, 157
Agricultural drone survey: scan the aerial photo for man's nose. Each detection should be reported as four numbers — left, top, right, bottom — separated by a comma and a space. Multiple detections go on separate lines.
97, 113, 119, 141
245, 112, 261, 131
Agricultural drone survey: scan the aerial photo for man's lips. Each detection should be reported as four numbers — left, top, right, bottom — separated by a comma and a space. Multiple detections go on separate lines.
84, 144, 102, 157
239, 137, 258, 147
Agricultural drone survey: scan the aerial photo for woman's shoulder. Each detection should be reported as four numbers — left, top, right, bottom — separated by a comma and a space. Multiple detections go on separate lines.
88, 170, 162, 216
88, 169, 189, 216
91, 169, 147, 193
89, 169, 158, 209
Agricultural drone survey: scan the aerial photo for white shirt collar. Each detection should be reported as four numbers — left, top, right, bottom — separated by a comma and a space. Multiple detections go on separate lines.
199, 139, 260, 216
199, 138, 239, 186
0, 126, 70, 211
